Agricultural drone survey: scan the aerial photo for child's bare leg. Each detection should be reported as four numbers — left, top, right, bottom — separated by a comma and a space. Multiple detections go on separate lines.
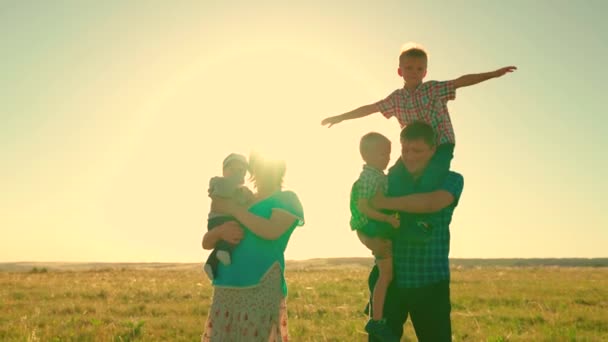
371, 254, 393, 320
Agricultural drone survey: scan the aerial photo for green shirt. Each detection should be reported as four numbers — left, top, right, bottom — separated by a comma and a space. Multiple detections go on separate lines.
212, 191, 304, 296
349, 165, 387, 231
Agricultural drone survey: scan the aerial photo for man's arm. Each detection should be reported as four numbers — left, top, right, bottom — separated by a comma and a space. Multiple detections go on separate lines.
374, 190, 455, 214
357, 198, 398, 227
321, 103, 379, 127
452, 66, 516, 89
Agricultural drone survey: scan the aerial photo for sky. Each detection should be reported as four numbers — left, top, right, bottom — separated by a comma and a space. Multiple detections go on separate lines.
2, 0, 607, 262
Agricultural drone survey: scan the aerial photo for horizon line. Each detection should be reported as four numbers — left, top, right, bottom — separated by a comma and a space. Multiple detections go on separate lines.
2, 257, 607, 264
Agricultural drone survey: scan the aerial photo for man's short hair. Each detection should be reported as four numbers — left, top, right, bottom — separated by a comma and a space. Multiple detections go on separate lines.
400, 121, 436, 147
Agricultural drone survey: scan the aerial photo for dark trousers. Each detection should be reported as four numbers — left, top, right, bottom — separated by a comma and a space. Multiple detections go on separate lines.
367, 266, 452, 342
204, 216, 237, 277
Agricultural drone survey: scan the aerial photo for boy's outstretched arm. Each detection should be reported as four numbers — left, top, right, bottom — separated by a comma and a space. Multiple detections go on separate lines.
321, 103, 379, 127
452, 66, 517, 89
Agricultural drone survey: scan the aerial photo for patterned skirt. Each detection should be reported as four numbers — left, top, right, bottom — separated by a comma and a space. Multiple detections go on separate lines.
202, 263, 289, 342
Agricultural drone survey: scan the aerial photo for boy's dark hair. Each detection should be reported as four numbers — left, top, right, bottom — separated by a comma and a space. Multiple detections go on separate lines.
399, 43, 428, 65
400, 121, 436, 147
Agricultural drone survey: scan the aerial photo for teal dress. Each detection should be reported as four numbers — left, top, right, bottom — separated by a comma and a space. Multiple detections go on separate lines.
212, 190, 305, 296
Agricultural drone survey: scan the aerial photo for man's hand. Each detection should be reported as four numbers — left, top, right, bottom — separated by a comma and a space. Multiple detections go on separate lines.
218, 221, 244, 244
386, 214, 400, 229
492, 66, 517, 78
321, 115, 343, 127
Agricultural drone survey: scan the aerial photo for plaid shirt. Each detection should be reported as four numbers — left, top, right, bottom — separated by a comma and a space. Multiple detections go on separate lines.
376, 80, 457, 144
350, 165, 388, 231
387, 161, 464, 288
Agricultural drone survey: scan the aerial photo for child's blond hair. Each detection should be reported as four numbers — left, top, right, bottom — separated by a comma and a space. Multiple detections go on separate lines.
359, 132, 390, 162
399, 42, 429, 65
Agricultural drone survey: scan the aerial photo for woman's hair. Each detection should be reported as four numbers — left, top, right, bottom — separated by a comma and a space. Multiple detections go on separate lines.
248, 150, 286, 190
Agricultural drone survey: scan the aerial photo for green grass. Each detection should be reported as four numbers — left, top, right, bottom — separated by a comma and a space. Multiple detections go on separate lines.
1, 262, 607, 341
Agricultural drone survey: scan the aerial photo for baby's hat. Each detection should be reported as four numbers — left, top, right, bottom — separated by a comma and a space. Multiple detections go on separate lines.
222, 153, 248, 169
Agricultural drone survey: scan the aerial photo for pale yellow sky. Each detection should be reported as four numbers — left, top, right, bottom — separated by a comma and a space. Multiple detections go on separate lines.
2, 1, 607, 262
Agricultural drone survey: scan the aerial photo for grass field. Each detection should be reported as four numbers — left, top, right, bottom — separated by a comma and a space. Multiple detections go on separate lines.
1, 259, 607, 341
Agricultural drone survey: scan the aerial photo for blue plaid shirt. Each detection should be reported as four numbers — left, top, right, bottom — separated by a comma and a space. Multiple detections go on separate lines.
387, 161, 464, 288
